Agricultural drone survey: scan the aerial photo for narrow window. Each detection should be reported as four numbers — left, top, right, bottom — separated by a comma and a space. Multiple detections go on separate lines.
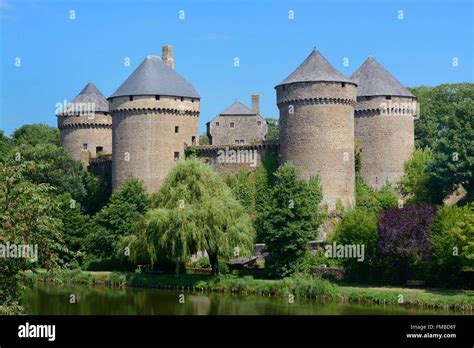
155, 95, 160, 100
181, 97, 184, 101
240, 139, 244, 144
175, 126, 179, 133
129, 96, 134, 101
230, 122, 235, 128
341, 83, 346, 87
257, 121, 262, 126
235, 140, 240, 144
83, 143, 88, 150
191, 136, 196, 145
96, 146, 103, 154
215, 122, 219, 126
174, 152, 180, 161
109, 98, 113, 103
386, 96, 392, 100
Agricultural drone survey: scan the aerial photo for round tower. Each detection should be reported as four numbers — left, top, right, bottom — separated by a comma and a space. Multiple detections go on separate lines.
276, 49, 357, 209
57, 81, 112, 167
351, 56, 416, 189
109, 45, 200, 192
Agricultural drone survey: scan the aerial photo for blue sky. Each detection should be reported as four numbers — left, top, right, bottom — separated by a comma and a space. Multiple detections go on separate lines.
0, 0, 473, 135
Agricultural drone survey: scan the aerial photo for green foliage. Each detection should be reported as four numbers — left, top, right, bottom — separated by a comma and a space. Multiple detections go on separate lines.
265, 118, 279, 141
55, 193, 90, 265
193, 257, 211, 269
88, 177, 149, 259
260, 163, 323, 278
399, 147, 433, 204
199, 133, 209, 145
0, 161, 66, 306
332, 208, 379, 281
134, 158, 255, 275
11, 124, 60, 147
355, 176, 398, 214
410, 84, 474, 203
11, 143, 88, 204
184, 146, 202, 158
429, 204, 474, 286
196, 274, 339, 299
0, 130, 13, 162
82, 171, 112, 215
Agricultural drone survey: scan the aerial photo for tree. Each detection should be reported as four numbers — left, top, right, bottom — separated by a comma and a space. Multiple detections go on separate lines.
355, 176, 398, 214
410, 84, 474, 149
10, 143, 88, 204
260, 163, 322, 278
88, 177, 149, 259
199, 133, 209, 145
399, 147, 433, 204
426, 98, 473, 203
0, 130, 13, 162
0, 161, 65, 309
133, 158, 254, 275
429, 204, 474, 286
332, 208, 378, 281
265, 118, 279, 141
378, 204, 436, 283
410, 84, 474, 203
11, 124, 60, 147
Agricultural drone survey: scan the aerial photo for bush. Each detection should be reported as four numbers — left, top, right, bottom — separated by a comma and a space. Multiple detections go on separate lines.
428, 203, 474, 287
193, 257, 211, 269
378, 204, 436, 284
332, 208, 379, 282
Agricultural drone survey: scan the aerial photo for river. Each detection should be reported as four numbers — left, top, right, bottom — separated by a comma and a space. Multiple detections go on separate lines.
20, 284, 461, 315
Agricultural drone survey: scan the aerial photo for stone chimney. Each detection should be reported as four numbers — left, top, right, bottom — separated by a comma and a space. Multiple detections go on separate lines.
162, 45, 174, 69
251, 94, 260, 115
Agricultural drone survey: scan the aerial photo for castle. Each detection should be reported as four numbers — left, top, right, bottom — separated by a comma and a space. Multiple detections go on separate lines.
57, 45, 416, 209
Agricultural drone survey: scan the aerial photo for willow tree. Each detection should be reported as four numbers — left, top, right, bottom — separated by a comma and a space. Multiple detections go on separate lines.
134, 158, 254, 275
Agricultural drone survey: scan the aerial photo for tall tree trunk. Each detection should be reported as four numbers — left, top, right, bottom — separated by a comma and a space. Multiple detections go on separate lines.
209, 253, 219, 276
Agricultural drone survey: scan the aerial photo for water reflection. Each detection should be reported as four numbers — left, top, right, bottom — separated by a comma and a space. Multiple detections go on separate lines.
21, 284, 455, 315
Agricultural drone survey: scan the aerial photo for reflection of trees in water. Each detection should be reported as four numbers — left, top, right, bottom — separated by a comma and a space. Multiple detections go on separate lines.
22, 285, 445, 315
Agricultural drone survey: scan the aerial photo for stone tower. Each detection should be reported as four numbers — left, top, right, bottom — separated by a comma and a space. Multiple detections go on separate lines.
351, 56, 416, 189
109, 45, 200, 192
57, 81, 112, 168
276, 49, 357, 209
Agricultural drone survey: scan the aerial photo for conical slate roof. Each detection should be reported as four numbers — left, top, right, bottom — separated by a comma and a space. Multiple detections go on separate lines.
277, 49, 354, 86
220, 101, 256, 116
350, 56, 414, 98
66, 81, 109, 113
110, 55, 200, 99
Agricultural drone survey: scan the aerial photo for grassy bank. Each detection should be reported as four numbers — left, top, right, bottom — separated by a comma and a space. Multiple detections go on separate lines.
19, 269, 474, 311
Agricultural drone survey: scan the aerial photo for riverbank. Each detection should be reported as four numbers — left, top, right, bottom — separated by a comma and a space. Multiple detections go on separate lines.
19, 269, 474, 312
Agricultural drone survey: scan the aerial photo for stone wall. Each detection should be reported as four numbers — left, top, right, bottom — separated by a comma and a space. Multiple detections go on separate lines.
208, 114, 268, 145
110, 95, 200, 192
276, 81, 357, 209
354, 96, 415, 189
58, 112, 112, 168
199, 142, 278, 175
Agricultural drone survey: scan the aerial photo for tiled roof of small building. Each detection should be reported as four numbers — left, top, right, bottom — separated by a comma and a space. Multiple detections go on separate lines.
350, 56, 414, 98
109, 55, 200, 99
277, 49, 354, 86
66, 81, 109, 114
219, 101, 256, 116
